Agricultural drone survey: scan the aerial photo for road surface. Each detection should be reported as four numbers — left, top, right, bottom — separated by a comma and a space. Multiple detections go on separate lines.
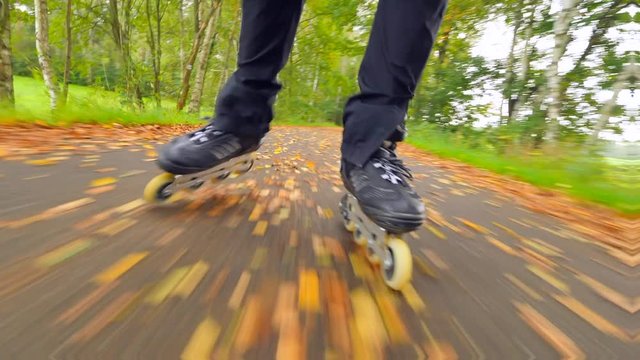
0, 126, 637, 359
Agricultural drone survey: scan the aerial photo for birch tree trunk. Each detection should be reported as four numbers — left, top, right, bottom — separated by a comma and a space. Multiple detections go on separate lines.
510, 3, 537, 122
588, 60, 636, 145
558, 0, 623, 104
216, 0, 240, 95
34, 0, 59, 110
502, 8, 522, 123
0, 0, 14, 106
545, 0, 580, 142
176, 1, 216, 111
188, 0, 222, 114
61, 0, 72, 106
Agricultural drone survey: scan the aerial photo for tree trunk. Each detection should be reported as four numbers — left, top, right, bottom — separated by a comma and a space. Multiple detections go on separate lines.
87, 25, 94, 84
109, 0, 143, 109
176, 1, 217, 111
178, 0, 184, 72
145, 0, 163, 107
61, 0, 72, 106
587, 59, 636, 146
155, 0, 162, 107
510, 3, 537, 122
558, 0, 622, 104
188, 0, 222, 113
34, 0, 59, 110
502, 9, 522, 124
216, 0, 240, 95
193, 0, 200, 34
0, 0, 14, 106
544, 0, 580, 143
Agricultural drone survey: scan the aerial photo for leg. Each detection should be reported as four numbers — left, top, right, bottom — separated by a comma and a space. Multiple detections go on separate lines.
157, 0, 303, 175
341, 0, 448, 167
213, 0, 305, 138
339, 1, 448, 285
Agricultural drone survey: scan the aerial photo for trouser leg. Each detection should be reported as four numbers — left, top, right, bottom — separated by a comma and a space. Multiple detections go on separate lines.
213, 0, 305, 138
341, 0, 448, 166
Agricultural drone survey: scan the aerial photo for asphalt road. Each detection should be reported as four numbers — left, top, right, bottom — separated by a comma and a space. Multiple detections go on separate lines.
0, 126, 637, 359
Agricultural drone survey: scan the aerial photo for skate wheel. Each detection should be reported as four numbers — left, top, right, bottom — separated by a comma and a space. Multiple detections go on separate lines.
353, 226, 367, 246
143, 173, 177, 203
381, 238, 412, 290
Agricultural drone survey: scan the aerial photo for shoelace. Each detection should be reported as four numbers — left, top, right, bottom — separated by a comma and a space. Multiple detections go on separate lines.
372, 148, 413, 185
189, 125, 223, 143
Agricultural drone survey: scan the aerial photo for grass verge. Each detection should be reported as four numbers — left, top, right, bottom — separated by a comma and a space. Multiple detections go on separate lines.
406, 123, 637, 215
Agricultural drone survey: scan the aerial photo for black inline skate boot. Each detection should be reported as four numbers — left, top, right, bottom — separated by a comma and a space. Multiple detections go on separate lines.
341, 142, 425, 233
144, 123, 262, 203
339, 141, 424, 290
158, 123, 262, 175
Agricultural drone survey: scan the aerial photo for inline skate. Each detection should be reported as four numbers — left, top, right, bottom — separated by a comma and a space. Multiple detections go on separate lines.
339, 142, 424, 290
144, 124, 261, 203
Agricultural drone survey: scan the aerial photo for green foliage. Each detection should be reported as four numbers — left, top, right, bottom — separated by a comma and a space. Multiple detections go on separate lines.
2, 0, 634, 212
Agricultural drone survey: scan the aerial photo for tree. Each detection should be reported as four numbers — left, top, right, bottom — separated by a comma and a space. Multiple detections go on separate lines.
501, 5, 522, 123
558, 0, 626, 105
215, 0, 240, 95
588, 58, 636, 145
61, 0, 72, 106
109, 0, 144, 108
35, 0, 59, 110
509, 0, 540, 122
176, 0, 217, 111
145, 0, 166, 108
544, 0, 581, 142
0, 0, 14, 106
188, 0, 222, 113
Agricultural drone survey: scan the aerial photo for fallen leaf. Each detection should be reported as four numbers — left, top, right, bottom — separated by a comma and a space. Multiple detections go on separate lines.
90, 177, 118, 187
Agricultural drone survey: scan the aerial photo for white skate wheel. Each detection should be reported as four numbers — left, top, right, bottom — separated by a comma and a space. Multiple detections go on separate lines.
381, 238, 412, 290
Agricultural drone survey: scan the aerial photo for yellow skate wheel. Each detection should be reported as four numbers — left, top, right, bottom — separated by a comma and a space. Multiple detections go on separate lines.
353, 226, 367, 246
143, 173, 176, 203
381, 238, 412, 290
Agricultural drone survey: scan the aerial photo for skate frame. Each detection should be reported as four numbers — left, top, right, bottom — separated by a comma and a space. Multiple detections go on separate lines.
162, 152, 255, 196
341, 193, 393, 268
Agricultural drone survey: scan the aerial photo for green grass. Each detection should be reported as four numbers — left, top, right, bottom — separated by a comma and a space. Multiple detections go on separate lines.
1, 76, 201, 126
3, 77, 635, 214
406, 123, 638, 215
1, 76, 337, 127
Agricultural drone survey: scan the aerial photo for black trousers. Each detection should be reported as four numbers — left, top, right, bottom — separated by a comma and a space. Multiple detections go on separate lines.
213, 0, 448, 166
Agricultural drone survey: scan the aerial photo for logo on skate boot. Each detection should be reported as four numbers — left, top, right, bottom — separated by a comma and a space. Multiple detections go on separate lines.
373, 162, 403, 185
